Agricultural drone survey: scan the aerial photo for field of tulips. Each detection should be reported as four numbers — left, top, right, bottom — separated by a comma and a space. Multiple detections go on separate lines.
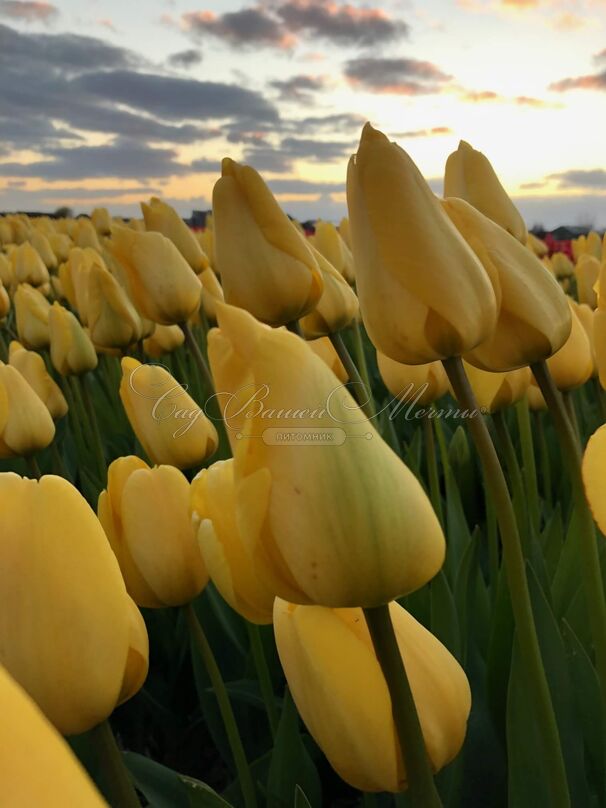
2, 125, 606, 808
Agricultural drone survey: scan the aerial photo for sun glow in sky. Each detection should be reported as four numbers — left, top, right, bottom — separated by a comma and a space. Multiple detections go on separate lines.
0, 0, 605, 227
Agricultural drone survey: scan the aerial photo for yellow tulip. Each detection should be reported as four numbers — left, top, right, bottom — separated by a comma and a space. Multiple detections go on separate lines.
213, 157, 323, 326
191, 459, 275, 624
526, 232, 548, 258
572, 300, 596, 377
29, 229, 57, 270
551, 252, 574, 279
199, 266, 224, 322
117, 596, 150, 705
0, 474, 131, 734
9, 341, 68, 420
48, 302, 98, 376
0, 363, 55, 457
0, 280, 9, 318
87, 263, 142, 349
545, 298, 593, 391
463, 362, 531, 413
98, 456, 208, 607
575, 254, 600, 309
119, 357, 218, 468
197, 227, 215, 268
142, 324, 184, 358
443, 197, 571, 371
582, 424, 606, 534
338, 216, 351, 249
0, 217, 13, 244
0, 252, 13, 287
0, 665, 108, 807
587, 230, 602, 260
444, 139, 527, 242
308, 337, 348, 383
110, 225, 202, 325
377, 353, 448, 407
313, 220, 355, 283
207, 303, 445, 607
346, 124, 497, 364
526, 383, 547, 411
141, 197, 209, 272
274, 599, 471, 792
300, 245, 359, 338
14, 283, 51, 349
48, 232, 72, 263
74, 219, 102, 251
91, 207, 112, 236
572, 235, 586, 263
11, 242, 49, 286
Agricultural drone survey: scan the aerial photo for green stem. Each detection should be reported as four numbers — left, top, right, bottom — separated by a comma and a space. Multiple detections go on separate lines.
531, 361, 606, 706
443, 356, 570, 808
80, 375, 107, 485
350, 320, 374, 403
535, 411, 552, 504
562, 391, 581, 447
246, 623, 279, 739
363, 604, 442, 807
26, 455, 41, 479
492, 409, 530, 545
184, 604, 257, 808
594, 377, 606, 424
0, 329, 8, 361
329, 331, 376, 420
181, 321, 215, 395
516, 398, 540, 533
422, 413, 443, 527
88, 720, 140, 808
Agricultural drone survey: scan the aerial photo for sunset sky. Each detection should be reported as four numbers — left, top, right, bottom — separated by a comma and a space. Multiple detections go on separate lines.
0, 0, 605, 227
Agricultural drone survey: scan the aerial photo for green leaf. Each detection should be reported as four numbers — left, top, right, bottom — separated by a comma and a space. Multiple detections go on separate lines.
123, 751, 233, 808
266, 689, 322, 808
430, 569, 461, 661
294, 785, 313, 808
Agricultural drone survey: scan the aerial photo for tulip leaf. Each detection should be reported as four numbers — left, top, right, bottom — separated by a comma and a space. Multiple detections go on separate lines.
430, 569, 461, 661
266, 689, 322, 808
293, 785, 314, 808
123, 751, 233, 808
552, 507, 584, 617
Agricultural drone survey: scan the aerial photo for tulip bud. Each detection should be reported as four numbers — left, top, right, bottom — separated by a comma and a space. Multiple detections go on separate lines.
587, 231, 602, 260
208, 303, 445, 607
9, 341, 68, 420
213, 157, 323, 326
308, 337, 348, 382
274, 599, 471, 792
313, 220, 355, 283
28, 230, 57, 270
582, 425, 606, 535
573, 300, 596, 376
117, 596, 149, 705
0, 363, 55, 457
0, 666, 108, 806
572, 235, 586, 263
0, 218, 13, 244
197, 227, 215, 267
11, 242, 49, 286
545, 298, 593, 391
199, 266, 224, 322
91, 207, 112, 236
462, 362, 530, 413
0, 280, 9, 319
551, 252, 574, 279
526, 232, 548, 258
347, 124, 497, 365
594, 262, 606, 389
338, 217, 351, 249
444, 140, 527, 242
87, 263, 142, 349
98, 456, 209, 607
191, 459, 275, 624
0, 252, 13, 287
109, 225, 202, 325
141, 197, 209, 272
48, 303, 98, 376
575, 254, 600, 308
0, 474, 132, 734
443, 197, 571, 371
119, 357, 218, 468
48, 232, 72, 263
300, 245, 359, 338
142, 324, 184, 358
14, 283, 51, 349
74, 219, 102, 251
377, 353, 448, 407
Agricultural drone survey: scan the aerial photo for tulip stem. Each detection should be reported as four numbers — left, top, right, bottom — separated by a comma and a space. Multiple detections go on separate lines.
363, 604, 442, 808
89, 719, 140, 808
531, 361, 606, 707
286, 319, 303, 336
443, 356, 570, 808
350, 321, 374, 406
492, 410, 530, 546
26, 455, 41, 479
184, 604, 257, 808
515, 398, 540, 533
246, 623, 279, 739
180, 321, 214, 395
329, 331, 376, 420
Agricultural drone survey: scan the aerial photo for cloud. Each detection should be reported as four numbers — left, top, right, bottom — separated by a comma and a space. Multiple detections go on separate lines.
393, 126, 453, 138
167, 48, 203, 68
181, 1, 407, 49
501, 0, 538, 7
547, 169, 606, 190
553, 12, 587, 31
266, 178, 345, 195
241, 146, 294, 173
189, 157, 221, 173
269, 74, 328, 101
344, 56, 451, 95
0, 1, 57, 23
549, 70, 606, 92
460, 88, 556, 106
595, 48, 606, 63
97, 18, 116, 33
0, 139, 191, 180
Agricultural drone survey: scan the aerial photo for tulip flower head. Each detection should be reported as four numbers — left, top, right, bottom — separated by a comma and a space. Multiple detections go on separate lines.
141, 197, 209, 273
9, 341, 68, 420
0, 363, 55, 457
48, 302, 98, 376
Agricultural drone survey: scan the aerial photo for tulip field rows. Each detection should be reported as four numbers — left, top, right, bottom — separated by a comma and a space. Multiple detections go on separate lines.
1, 127, 606, 808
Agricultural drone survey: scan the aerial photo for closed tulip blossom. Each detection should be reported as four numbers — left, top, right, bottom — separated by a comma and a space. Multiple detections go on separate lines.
142, 324, 184, 358
91, 207, 112, 235
198, 266, 224, 322
0, 474, 134, 735
377, 353, 448, 407
14, 283, 51, 349
595, 262, 606, 389
110, 225, 202, 325
0, 666, 108, 807
444, 140, 527, 242
8, 341, 68, 420
442, 197, 571, 371
87, 263, 142, 349
0, 280, 9, 319
274, 599, 471, 792
312, 220, 355, 283
213, 157, 323, 326
119, 357, 218, 468
208, 303, 445, 607
98, 456, 209, 608
191, 459, 275, 624
575, 254, 600, 309
28, 230, 57, 270
11, 242, 50, 287
308, 337, 348, 382
463, 362, 531, 413
300, 245, 359, 338
0, 363, 55, 457
141, 197, 209, 273
48, 302, 98, 376
347, 124, 497, 365
545, 298, 593, 391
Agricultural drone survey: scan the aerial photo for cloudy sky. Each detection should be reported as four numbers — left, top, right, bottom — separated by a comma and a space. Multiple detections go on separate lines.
0, 0, 605, 227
